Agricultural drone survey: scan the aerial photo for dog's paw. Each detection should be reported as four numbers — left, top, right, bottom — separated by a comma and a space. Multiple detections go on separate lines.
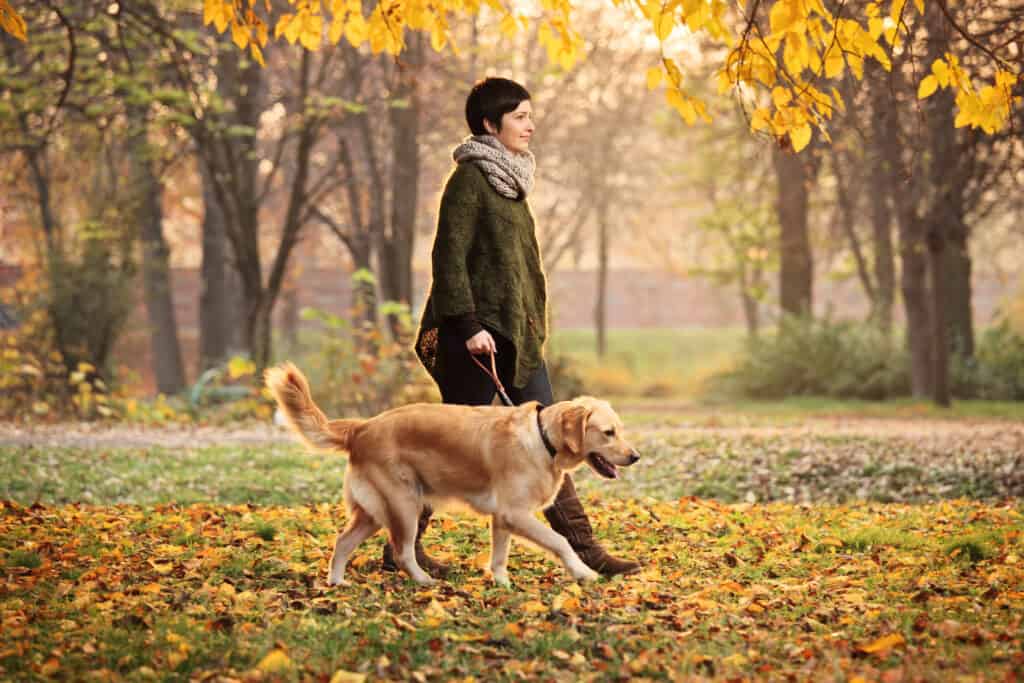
326, 576, 349, 587
574, 568, 600, 583
412, 575, 438, 586
491, 572, 511, 588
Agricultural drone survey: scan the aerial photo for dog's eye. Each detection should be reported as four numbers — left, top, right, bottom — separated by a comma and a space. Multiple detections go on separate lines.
603, 428, 615, 437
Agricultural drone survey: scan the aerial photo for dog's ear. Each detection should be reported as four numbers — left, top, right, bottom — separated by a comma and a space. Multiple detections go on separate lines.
560, 405, 591, 456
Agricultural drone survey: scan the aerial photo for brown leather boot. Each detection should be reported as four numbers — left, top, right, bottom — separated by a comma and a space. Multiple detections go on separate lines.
543, 474, 641, 577
381, 505, 450, 578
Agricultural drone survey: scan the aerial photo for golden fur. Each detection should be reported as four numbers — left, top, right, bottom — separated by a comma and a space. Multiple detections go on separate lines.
264, 362, 640, 586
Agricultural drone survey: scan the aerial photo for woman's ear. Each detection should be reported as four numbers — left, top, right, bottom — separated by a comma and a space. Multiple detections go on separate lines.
560, 405, 590, 456
483, 117, 498, 136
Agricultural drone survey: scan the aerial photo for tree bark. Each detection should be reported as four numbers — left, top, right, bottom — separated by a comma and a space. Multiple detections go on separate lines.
927, 227, 951, 406
198, 159, 234, 372
868, 90, 897, 335
773, 145, 817, 317
128, 114, 186, 395
945, 223, 974, 358
899, 218, 933, 397
595, 198, 609, 358
381, 34, 423, 336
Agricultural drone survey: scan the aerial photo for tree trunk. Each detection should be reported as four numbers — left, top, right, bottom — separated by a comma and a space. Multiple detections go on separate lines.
898, 216, 933, 398
381, 34, 422, 336
129, 115, 186, 395
198, 160, 234, 372
281, 278, 300, 355
773, 145, 816, 317
868, 93, 896, 334
832, 149, 875, 311
927, 227, 951, 406
595, 199, 609, 358
945, 225, 974, 358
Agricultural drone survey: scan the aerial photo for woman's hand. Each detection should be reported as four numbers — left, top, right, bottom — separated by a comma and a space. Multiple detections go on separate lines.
466, 329, 497, 355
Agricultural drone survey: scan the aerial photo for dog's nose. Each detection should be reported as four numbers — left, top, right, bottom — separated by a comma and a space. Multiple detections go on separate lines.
627, 451, 640, 464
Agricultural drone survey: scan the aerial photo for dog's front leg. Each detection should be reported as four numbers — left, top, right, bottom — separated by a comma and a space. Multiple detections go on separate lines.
489, 516, 512, 587
504, 513, 599, 583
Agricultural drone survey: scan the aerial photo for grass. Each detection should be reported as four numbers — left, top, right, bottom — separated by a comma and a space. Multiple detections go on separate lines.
547, 327, 746, 399
545, 328, 1024, 422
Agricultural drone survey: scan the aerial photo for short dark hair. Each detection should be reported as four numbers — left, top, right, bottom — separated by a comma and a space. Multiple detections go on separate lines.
465, 77, 531, 136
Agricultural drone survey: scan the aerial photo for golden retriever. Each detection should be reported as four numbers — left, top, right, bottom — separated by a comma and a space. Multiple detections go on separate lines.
264, 362, 640, 587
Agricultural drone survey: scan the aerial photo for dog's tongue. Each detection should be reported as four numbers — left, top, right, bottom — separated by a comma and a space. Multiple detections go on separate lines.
590, 453, 618, 479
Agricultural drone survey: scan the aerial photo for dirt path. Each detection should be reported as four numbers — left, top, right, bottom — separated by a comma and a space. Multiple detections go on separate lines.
2, 415, 1022, 449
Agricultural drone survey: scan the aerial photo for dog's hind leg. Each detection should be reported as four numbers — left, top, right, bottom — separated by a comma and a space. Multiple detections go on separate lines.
504, 512, 599, 583
327, 504, 380, 586
384, 494, 435, 585
489, 516, 512, 587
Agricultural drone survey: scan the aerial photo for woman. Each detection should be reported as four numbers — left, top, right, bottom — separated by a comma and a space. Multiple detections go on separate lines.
382, 77, 639, 578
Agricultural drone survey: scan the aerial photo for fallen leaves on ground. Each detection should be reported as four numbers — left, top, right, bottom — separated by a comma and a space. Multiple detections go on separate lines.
2, 497, 1022, 681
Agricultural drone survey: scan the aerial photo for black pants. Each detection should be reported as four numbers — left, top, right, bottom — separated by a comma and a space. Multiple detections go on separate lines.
435, 325, 554, 406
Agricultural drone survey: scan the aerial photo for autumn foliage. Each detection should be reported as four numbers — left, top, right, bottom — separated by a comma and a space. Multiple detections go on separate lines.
2, 0, 1019, 150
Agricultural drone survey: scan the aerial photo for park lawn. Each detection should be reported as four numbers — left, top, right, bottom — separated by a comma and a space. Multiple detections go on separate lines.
2, 425, 1024, 682
547, 327, 746, 399
2, 497, 1022, 681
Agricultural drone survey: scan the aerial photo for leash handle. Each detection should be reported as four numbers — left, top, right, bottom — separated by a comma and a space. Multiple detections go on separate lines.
470, 350, 514, 406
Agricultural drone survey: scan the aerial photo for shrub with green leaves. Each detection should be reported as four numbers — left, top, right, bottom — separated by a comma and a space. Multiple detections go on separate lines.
952, 321, 1024, 400
715, 315, 909, 400
1, 271, 116, 421
294, 271, 436, 417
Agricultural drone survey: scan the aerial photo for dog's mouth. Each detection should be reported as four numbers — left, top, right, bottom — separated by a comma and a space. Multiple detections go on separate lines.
586, 452, 618, 479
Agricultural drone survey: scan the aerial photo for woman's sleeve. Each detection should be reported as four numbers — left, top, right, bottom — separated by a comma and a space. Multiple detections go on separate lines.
430, 168, 484, 340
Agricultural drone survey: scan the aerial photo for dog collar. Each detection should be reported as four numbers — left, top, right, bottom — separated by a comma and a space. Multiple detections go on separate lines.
536, 404, 557, 458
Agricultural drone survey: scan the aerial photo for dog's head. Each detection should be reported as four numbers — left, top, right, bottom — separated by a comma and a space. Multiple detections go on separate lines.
557, 397, 639, 479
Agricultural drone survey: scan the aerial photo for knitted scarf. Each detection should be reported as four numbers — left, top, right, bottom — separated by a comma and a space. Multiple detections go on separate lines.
452, 134, 535, 199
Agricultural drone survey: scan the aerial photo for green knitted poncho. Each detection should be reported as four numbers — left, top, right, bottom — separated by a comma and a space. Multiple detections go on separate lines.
415, 162, 548, 389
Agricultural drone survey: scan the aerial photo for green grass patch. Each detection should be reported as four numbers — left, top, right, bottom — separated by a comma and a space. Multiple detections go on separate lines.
548, 327, 746, 399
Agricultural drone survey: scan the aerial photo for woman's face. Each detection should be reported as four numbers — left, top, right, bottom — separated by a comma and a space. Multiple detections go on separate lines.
484, 100, 534, 154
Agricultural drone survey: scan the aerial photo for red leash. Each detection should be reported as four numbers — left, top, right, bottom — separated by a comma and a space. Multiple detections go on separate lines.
470, 350, 514, 406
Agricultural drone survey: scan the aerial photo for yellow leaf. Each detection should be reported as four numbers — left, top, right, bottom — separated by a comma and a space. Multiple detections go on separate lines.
772, 86, 792, 107
769, 0, 800, 35
666, 88, 696, 124
913, 0, 924, 13
330, 671, 367, 683
345, 13, 368, 47
858, 632, 906, 654
232, 22, 249, 49
258, 650, 293, 672
250, 42, 266, 67
520, 600, 548, 613
824, 47, 844, 78
0, 0, 27, 42
499, 13, 518, 38
932, 58, 950, 87
917, 74, 938, 99
275, 13, 293, 40
646, 66, 663, 91
790, 123, 812, 152
228, 356, 255, 379
300, 11, 324, 50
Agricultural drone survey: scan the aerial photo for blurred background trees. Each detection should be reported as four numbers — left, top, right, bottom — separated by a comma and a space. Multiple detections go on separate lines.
1, 0, 1022, 419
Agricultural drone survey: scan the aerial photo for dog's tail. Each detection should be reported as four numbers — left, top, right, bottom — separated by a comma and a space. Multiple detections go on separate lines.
264, 362, 361, 452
